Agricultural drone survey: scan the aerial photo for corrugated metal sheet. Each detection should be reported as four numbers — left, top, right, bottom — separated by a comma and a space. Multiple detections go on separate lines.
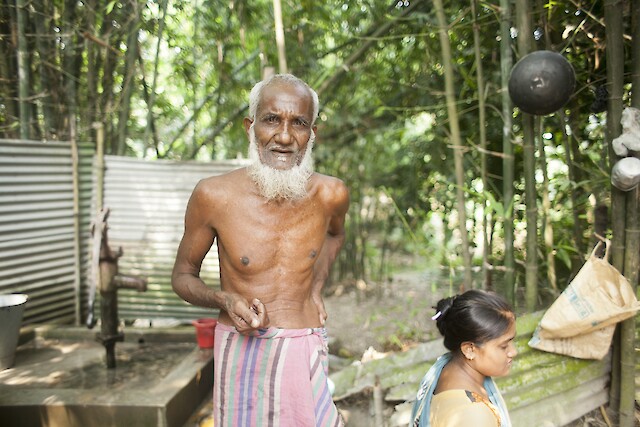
98, 155, 249, 321
1, 138, 248, 325
0, 139, 94, 324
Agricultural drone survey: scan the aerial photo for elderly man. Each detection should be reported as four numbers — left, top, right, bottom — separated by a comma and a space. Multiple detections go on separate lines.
172, 74, 348, 426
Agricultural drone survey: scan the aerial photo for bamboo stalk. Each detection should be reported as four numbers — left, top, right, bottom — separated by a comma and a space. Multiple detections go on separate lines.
618, 3, 640, 423
470, 0, 491, 289
499, 0, 515, 301
15, 0, 31, 139
604, 0, 626, 416
514, 0, 538, 311
71, 119, 81, 325
433, 0, 473, 289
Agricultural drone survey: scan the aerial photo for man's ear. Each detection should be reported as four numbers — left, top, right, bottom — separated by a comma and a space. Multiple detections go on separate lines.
243, 117, 253, 134
312, 124, 319, 143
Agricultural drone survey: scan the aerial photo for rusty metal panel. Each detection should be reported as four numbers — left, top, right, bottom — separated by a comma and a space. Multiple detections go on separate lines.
97, 155, 249, 321
0, 139, 95, 325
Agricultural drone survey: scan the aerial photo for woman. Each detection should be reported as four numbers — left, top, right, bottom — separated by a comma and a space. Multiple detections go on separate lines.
410, 289, 517, 427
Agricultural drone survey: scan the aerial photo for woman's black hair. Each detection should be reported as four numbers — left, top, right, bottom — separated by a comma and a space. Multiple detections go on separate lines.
433, 289, 515, 352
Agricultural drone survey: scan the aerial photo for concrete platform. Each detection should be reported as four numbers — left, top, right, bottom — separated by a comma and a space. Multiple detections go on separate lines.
0, 325, 213, 427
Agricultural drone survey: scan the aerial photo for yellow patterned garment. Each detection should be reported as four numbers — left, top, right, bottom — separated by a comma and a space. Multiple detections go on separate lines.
429, 389, 500, 427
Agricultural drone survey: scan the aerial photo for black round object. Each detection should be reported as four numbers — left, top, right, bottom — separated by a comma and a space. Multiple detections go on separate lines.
508, 50, 576, 115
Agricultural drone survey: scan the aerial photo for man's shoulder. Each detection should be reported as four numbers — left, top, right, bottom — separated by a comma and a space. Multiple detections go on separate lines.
312, 172, 346, 189
311, 173, 349, 208
193, 168, 248, 196
199, 167, 248, 186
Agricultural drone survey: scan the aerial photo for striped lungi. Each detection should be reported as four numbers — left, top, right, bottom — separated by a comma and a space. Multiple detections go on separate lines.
213, 323, 344, 427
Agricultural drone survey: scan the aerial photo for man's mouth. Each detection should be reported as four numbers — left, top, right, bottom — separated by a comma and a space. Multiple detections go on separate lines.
270, 145, 293, 153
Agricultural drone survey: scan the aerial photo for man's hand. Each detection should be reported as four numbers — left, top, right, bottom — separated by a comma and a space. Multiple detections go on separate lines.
312, 293, 327, 326
226, 294, 270, 334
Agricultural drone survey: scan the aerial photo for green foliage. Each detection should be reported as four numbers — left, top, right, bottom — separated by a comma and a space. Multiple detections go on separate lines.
1, 0, 634, 295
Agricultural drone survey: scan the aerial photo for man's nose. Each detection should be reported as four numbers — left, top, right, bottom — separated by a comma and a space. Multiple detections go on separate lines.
275, 123, 293, 145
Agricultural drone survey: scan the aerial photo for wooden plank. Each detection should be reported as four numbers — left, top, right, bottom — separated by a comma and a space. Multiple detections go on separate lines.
510, 376, 609, 427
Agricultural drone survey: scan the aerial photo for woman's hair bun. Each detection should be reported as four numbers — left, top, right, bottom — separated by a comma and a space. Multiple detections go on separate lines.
431, 289, 515, 352
432, 295, 457, 334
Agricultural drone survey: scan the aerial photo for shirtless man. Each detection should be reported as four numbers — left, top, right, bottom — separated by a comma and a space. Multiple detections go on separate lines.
172, 74, 348, 426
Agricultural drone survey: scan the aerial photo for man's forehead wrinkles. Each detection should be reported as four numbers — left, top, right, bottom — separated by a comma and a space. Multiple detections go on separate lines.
258, 83, 314, 118
259, 107, 311, 121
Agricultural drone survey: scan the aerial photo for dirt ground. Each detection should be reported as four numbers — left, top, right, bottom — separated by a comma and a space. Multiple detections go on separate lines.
323, 269, 446, 357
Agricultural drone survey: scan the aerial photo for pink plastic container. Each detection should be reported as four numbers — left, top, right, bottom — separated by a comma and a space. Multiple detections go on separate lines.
192, 318, 217, 349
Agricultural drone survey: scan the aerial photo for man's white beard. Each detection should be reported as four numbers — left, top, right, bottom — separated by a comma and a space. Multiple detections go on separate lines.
247, 126, 315, 201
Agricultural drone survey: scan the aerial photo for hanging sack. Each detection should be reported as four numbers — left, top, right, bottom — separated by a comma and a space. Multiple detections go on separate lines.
528, 239, 640, 359
529, 322, 615, 360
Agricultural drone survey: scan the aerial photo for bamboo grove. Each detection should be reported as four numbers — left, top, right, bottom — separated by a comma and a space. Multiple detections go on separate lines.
1, 0, 639, 423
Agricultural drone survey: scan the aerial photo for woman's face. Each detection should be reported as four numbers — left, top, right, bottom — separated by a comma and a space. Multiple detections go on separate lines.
472, 320, 518, 378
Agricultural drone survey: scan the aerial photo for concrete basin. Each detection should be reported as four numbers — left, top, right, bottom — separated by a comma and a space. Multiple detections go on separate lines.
0, 325, 213, 427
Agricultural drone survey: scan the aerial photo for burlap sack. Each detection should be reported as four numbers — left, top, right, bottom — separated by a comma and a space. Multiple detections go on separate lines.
528, 239, 640, 360
528, 323, 615, 360
538, 240, 639, 339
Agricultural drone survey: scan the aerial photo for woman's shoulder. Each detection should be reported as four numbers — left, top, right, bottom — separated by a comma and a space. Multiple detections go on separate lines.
431, 390, 500, 427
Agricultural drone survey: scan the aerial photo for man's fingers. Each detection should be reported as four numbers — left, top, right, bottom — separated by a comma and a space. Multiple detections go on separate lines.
319, 312, 327, 325
252, 299, 270, 327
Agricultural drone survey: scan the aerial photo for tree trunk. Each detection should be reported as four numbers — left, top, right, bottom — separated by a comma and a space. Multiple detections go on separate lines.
604, 0, 626, 418
116, 1, 141, 155
537, 118, 557, 294
84, 0, 99, 131
617, 3, 640, 426
98, 6, 120, 154
31, 0, 57, 139
272, 0, 287, 74
15, 0, 30, 139
62, 0, 79, 140
144, 0, 169, 148
0, 0, 18, 138
499, 0, 515, 302
471, 0, 490, 289
515, 0, 538, 311
433, 0, 473, 290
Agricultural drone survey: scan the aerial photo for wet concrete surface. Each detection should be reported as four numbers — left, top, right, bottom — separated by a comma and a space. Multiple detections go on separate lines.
0, 325, 213, 427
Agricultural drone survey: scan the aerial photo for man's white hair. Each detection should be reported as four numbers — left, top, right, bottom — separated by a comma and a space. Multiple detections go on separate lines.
248, 74, 319, 125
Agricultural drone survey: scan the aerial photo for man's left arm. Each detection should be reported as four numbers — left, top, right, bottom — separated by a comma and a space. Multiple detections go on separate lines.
312, 180, 349, 325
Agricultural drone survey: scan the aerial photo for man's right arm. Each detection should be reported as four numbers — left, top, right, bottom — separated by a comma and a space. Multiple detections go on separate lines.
171, 181, 223, 309
171, 181, 268, 332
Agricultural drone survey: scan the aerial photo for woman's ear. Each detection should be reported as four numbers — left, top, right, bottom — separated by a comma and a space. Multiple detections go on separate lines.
461, 342, 475, 360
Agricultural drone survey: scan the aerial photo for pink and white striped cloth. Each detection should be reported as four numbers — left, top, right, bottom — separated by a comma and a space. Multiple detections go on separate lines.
213, 323, 344, 427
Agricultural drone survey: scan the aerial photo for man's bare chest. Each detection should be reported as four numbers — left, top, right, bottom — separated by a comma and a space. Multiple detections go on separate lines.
214, 201, 326, 255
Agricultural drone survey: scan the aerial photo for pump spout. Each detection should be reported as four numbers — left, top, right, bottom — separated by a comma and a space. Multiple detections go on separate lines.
114, 275, 147, 292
